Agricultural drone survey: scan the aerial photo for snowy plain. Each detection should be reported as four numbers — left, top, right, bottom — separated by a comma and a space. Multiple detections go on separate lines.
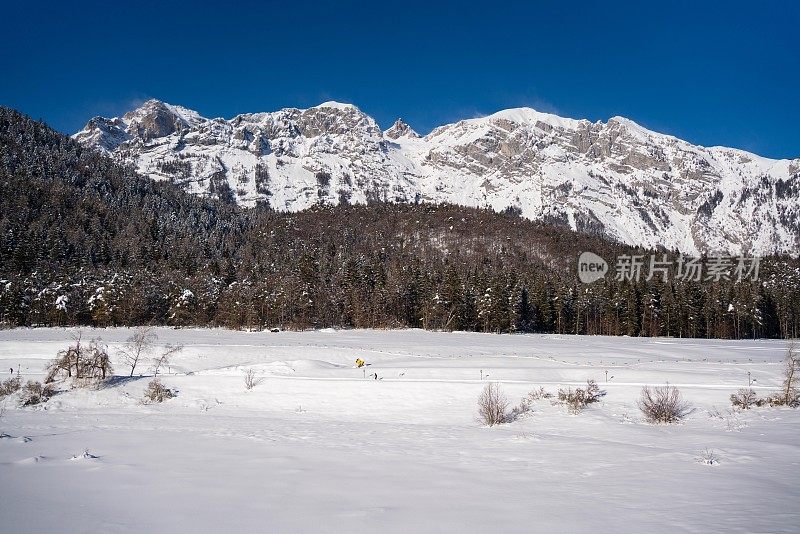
0, 328, 798, 533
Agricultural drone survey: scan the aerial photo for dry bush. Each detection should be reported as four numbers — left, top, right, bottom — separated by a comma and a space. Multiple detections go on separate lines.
730, 388, 759, 409
243, 368, 264, 390
506, 387, 555, 421
143, 378, 174, 404
526, 387, 553, 402
762, 392, 799, 407
637, 385, 692, 424
19, 381, 54, 406
0, 375, 21, 398
697, 448, 720, 466
477, 382, 509, 426
557, 380, 606, 413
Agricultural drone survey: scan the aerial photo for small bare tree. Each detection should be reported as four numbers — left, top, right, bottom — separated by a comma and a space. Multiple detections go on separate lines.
151, 344, 184, 377
778, 339, 799, 407
243, 368, 264, 390
46, 338, 113, 384
638, 385, 692, 424
118, 326, 157, 377
477, 382, 509, 426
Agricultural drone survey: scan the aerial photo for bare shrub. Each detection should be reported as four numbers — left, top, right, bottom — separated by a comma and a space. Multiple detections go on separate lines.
557, 380, 606, 413
526, 387, 553, 402
0, 401, 7, 438
730, 388, 758, 409
506, 400, 531, 422
243, 368, 264, 390
697, 448, 720, 466
708, 406, 747, 431
19, 381, 54, 406
46, 338, 113, 384
477, 382, 509, 426
118, 326, 157, 377
0, 375, 21, 398
762, 393, 798, 407
506, 387, 555, 421
637, 385, 692, 424
143, 379, 174, 404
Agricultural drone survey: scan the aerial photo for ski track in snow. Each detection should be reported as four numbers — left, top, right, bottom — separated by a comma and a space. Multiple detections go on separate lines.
0, 327, 798, 533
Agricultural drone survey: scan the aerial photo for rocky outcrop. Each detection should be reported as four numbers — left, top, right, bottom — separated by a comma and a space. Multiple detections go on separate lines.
385, 118, 420, 139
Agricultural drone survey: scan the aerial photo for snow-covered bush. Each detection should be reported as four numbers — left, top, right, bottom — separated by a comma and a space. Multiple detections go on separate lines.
143, 378, 174, 404
0, 375, 21, 398
557, 380, 605, 413
730, 388, 759, 409
477, 382, 509, 426
19, 380, 54, 406
637, 385, 692, 424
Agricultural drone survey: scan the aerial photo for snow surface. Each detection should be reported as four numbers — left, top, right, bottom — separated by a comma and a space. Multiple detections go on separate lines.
1, 328, 798, 532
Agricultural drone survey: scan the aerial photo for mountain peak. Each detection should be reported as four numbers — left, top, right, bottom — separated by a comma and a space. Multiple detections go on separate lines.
126, 99, 204, 126
478, 107, 586, 131
314, 101, 359, 111
385, 118, 419, 139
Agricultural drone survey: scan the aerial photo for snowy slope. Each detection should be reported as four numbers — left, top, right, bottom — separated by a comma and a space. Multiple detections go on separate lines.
73, 100, 800, 256
1, 328, 798, 533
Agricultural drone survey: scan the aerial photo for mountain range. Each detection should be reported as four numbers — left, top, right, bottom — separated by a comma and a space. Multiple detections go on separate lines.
74, 99, 800, 256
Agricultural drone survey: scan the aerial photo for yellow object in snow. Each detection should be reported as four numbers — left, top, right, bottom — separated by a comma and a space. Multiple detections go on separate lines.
355, 358, 365, 368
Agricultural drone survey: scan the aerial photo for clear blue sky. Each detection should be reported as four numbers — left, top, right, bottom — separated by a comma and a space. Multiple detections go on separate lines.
2, 0, 798, 158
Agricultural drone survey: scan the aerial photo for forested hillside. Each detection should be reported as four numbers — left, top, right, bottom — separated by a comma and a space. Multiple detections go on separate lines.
1, 107, 798, 337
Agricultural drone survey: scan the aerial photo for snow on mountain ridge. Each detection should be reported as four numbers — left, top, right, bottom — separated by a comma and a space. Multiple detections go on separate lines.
314, 101, 359, 111
73, 99, 800, 256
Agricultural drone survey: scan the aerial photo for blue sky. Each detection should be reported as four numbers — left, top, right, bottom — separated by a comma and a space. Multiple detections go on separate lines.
2, 0, 798, 158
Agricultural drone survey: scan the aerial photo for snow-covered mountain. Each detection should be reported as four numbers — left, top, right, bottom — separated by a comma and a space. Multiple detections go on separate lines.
74, 99, 800, 256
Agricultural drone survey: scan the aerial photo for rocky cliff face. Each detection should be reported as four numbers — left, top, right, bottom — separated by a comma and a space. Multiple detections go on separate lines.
74, 99, 800, 256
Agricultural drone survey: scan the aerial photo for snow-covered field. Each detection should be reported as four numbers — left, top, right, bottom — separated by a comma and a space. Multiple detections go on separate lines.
0, 328, 798, 533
